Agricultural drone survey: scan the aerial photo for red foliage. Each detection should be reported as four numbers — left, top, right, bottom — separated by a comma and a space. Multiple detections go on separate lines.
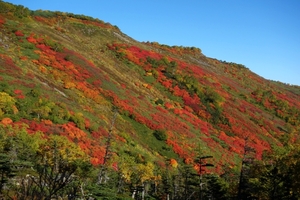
15, 30, 24, 37
27, 35, 37, 43
166, 139, 188, 158
92, 79, 102, 87
0, 18, 5, 26
26, 34, 107, 104
22, 120, 51, 134
84, 118, 91, 129
156, 106, 168, 114
33, 16, 53, 26
173, 108, 183, 115
91, 131, 100, 139
161, 79, 173, 89
172, 85, 186, 96
91, 127, 108, 139
0, 54, 22, 77
107, 41, 287, 164
108, 43, 162, 66
81, 19, 113, 29
90, 146, 106, 165
14, 89, 25, 99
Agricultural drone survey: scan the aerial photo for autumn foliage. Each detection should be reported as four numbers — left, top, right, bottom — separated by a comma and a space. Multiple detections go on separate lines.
0, 4, 299, 199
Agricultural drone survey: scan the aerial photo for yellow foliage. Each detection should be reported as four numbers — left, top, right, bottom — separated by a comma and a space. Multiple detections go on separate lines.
39, 65, 48, 74
0, 110, 4, 118
118, 155, 136, 182
136, 162, 155, 183
41, 134, 88, 164
64, 81, 76, 89
0, 92, 17, 115
12, 105, 18, 114
169, 158, 178, 168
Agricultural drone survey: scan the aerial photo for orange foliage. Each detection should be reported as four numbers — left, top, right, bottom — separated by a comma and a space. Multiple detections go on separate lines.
1, 117, 13, 126
42, 119, 53, 125
169, 158, 178, 168
19, 56, 28, 61
62, 122, 87, 140
184, 157, 194, 164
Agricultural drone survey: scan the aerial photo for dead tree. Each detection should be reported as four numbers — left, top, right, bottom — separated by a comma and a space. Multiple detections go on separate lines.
97, 108, 118, 184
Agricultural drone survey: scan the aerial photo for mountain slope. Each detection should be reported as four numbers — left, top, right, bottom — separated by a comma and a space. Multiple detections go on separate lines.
0, 1, 300, 199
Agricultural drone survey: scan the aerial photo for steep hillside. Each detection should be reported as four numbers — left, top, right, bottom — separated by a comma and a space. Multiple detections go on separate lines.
0, 1, 300, 199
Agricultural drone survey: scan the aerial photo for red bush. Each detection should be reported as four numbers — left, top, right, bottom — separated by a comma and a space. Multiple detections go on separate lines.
15, 30, 24, 37
0, 18, 5, 26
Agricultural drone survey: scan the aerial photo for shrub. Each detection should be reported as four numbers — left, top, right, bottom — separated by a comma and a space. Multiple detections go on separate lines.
153, 130, 167, 141
155, 99, 164, 105
44, 39, 63, 52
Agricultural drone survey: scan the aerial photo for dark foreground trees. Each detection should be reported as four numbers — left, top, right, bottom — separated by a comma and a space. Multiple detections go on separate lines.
0, 125, 92, 199
243, 145, 300, 200
0, 123, 229, 199
1, 123, 300, 199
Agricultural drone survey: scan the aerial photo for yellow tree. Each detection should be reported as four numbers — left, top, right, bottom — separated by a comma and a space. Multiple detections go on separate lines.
131, 162, 155, 199
0, 92, 17, 117
32, 98, 55, 120
29, 134, 89, 199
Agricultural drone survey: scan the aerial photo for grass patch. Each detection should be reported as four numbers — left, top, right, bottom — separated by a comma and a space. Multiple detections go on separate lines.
121, 114, 179, 159
143, 75, 156, 84
21, 49, 39, 60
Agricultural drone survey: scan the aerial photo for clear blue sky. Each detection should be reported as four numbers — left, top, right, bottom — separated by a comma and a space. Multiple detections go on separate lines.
5, 0, 300, 86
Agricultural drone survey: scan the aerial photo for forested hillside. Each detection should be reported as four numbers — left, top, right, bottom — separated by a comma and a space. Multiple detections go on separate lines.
0, 1, 300, 199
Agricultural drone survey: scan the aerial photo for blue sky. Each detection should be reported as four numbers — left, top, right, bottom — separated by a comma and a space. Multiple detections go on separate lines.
5, 0, 300, 86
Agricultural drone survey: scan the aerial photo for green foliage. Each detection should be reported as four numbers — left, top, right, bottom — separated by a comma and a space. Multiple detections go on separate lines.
0, 124, 93, 199
44, 38, 64, 52
235, 145, 300, 199
71, 22, 101, 36
14, 5, 30, 18
164, 60, 178, 79
0, 125, 39, 194
70, 112, 85, 129
205, 175, 230, 200
0, 2, 29, 18
172, 73, 224, 123
146, 56, 160, 68
31, 9, 56, 18
0, 153, 15, 193
20, 40, 35, 49
153, 130, 167, 141
0, 1, 16, 14
143, 74, 156, 84
155, 98, 164, 105
14, 90, 70, 123
21, 48, 40, 60
0, 82, 13, 95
